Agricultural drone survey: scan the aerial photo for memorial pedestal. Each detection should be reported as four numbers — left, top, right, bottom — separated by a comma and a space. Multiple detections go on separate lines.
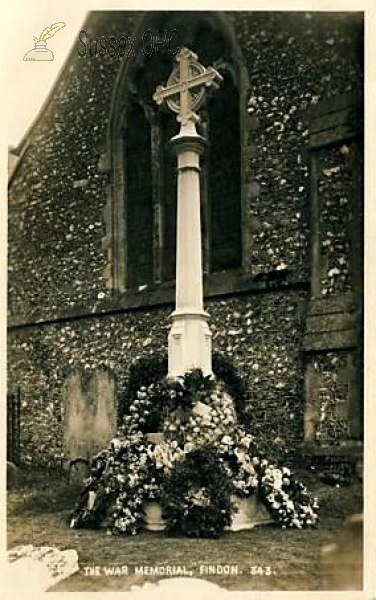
228, 495, 273, 531
144, 502, 166, 532
142, 496, 272, 533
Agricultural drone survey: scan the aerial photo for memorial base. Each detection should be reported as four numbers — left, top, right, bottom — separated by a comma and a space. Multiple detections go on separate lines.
144, 502, 166, 532
168, 309, 212, 377
227, 495, 273, 531
143, 496, 272, 533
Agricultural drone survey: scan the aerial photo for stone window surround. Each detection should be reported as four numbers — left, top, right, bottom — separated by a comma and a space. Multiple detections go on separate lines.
102, 13, 253, 302
302, 93, 364, 446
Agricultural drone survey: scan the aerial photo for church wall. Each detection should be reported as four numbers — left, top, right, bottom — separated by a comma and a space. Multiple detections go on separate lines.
8, 12, 363, 323
7, 11, 363, 467
233, 11, 363, 281
8, 288, 308, 467
8, 12, 137, 322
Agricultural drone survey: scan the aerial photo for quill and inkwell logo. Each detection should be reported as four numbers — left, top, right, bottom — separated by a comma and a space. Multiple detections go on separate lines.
23, 22, 66, 61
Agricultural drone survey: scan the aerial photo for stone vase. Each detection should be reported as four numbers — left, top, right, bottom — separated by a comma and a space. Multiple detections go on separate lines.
144, 501, 166, 532
228, 494, 273, 531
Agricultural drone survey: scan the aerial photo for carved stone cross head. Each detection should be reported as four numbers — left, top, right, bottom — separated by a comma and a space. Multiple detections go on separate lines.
153, 46, 223, 135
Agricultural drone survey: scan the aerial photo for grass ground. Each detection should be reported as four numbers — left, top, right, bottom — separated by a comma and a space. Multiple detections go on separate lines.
7, 469, 363, 592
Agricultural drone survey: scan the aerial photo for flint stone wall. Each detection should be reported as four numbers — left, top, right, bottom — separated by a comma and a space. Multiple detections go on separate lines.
7, 11, 363, 467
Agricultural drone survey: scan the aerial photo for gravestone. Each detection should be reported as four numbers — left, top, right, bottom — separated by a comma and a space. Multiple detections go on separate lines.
64, 369, 116, 461
68, 458, 90, 485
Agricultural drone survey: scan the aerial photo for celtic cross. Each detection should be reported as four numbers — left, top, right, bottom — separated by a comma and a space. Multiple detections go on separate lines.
152, 46, 223, 377
153, 46, 223, 136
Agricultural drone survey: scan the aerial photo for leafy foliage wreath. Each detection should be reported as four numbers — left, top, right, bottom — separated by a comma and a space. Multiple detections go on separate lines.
117, 353, 251, 431
70, 357, 319, 536
162, 445, 233, 538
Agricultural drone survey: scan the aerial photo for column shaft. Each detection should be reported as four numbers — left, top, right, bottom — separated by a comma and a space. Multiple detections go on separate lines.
167, 135, 212, 377
176, 149, 203, 311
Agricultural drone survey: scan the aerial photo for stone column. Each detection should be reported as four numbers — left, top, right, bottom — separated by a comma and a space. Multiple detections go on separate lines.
152, 47, 222, 378
167, 134, 212, 377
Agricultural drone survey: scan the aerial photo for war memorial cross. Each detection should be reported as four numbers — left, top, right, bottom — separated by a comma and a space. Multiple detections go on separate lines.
153, 46, 222, 134
153, 47, 223, 377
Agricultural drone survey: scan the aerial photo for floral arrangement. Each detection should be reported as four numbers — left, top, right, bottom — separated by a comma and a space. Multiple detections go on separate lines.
118, 353, 251, 431
162, 445, 233, 538
70, 365, 319, 537
258, 463, 320, 528
70, 433, 179, 535
117, 355, 168, 426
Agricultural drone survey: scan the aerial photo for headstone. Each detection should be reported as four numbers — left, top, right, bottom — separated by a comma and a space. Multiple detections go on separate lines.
64, 370, 116, 460
354, 458, 363, 481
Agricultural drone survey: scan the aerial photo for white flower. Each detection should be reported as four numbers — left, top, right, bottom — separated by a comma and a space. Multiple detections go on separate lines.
111, 438, 121, 450
292, 518, 302, 528
221, 435, 233, 446
241, 435, 253, 448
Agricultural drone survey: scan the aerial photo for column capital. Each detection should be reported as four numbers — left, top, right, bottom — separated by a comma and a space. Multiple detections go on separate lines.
168, 134, 208, 157
170, 308, 210, 320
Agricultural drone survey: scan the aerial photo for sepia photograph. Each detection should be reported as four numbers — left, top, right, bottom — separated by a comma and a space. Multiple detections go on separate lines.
3, 3, 374, 598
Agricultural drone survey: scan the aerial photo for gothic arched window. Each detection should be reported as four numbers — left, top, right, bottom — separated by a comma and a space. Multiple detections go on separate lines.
206, 69, 242, 272
108, 13, 247, 293
124, 102, 154, 288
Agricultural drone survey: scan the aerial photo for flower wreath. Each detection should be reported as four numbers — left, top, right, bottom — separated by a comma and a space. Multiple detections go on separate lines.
70, 367, 319, 536
118, 353, 251, 431
162, 445, 233, 538
70, 433, 169, 535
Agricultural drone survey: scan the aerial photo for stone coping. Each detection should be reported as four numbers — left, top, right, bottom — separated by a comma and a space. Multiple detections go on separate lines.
8, 272, 309, 330
299, 441, 363, 459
